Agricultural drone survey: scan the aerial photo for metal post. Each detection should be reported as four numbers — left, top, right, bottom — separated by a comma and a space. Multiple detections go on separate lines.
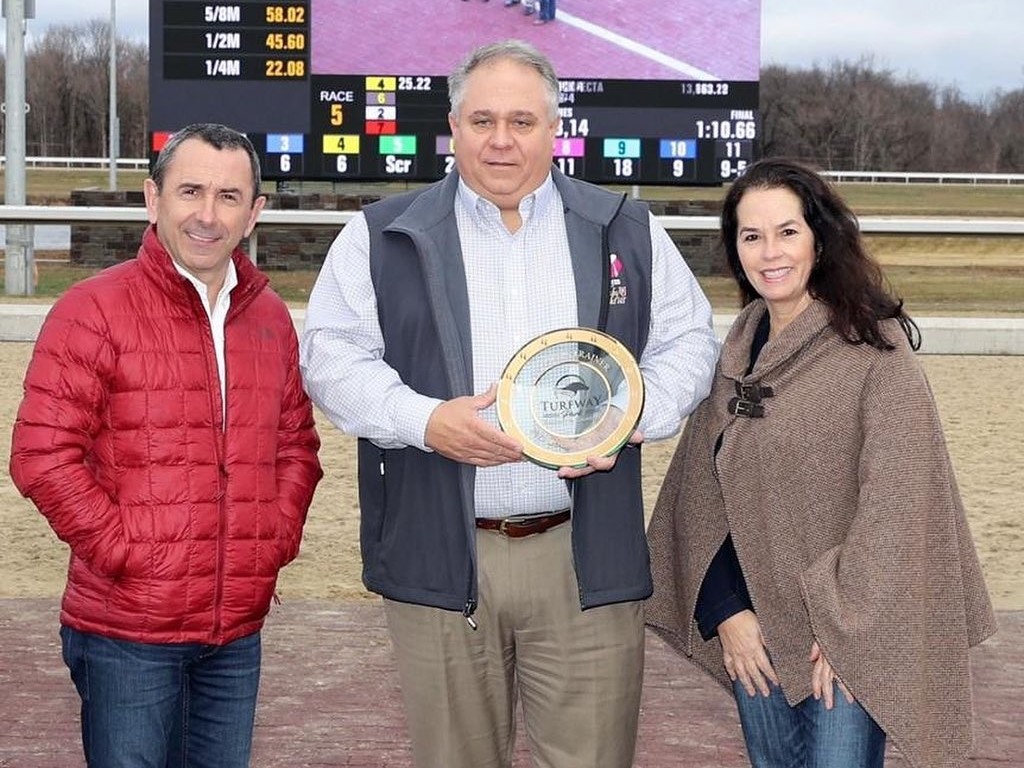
4, 0, 34, 296
108, 0, 118, 191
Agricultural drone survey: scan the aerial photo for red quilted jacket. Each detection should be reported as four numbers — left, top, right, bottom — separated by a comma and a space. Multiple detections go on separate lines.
10, 226, 323, 645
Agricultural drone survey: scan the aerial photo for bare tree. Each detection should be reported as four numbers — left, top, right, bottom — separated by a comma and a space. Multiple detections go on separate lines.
927, 88, 986, 171
117, 43, 150, 158
74, 20, 115, 158
24, 25, 81, 156
0, 21, 149, 159
760, 58, 1024, 173
990, 90, 1024, 172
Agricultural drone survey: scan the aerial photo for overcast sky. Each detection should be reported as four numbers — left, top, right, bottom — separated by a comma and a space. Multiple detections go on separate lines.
8, 0, 1023, 100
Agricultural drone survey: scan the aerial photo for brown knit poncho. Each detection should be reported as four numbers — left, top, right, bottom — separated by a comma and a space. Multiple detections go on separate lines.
646, 299, 996, 768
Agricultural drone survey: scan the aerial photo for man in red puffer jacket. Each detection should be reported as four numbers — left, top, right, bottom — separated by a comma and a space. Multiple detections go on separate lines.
9, 123, 322, 768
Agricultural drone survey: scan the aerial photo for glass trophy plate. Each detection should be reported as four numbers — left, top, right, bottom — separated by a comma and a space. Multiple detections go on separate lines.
496, 328, 645, 469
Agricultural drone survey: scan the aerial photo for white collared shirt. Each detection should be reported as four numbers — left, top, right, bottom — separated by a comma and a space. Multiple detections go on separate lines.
174, 259, 237, 425
455, 176, 577, 516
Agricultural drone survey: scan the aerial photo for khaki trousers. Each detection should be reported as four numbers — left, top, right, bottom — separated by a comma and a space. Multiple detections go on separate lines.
384, 521, 645, 768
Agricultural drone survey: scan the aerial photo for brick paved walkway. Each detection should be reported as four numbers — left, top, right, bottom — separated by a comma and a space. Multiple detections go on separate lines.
1, 599, 1020, 767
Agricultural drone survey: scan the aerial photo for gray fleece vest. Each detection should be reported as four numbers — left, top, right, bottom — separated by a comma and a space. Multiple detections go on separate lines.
358, 169, 653, 616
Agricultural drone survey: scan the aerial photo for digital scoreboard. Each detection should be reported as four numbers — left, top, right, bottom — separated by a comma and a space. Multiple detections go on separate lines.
149, 0, 762, 185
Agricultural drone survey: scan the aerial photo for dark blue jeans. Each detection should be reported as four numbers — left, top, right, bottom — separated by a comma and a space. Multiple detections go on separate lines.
60, 626, 261, 768
732, 680, 886, 768
538, 0, 556, 21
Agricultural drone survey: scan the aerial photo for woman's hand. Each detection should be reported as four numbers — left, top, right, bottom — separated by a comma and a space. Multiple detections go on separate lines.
717, 609, 779, 697
809, 641, 855, 709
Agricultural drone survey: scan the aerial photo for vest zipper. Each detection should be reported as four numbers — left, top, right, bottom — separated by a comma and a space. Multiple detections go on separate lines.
463, 600, 478, 630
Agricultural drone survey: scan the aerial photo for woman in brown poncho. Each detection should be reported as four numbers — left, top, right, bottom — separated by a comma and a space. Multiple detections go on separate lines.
646, 158, 996, 768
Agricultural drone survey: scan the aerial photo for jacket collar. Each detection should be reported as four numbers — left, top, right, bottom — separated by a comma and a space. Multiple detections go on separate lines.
551, 166, 627, 227
138, 225, 268, 315
387, 172, 460, 235
386, 167, 628, 234
720, 298, 832, 382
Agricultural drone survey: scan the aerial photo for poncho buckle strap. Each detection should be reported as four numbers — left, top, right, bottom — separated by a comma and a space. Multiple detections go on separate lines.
728, 398, 764, 418
729, 380, 774, 418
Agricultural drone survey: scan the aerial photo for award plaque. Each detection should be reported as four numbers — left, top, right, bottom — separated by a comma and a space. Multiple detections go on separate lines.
496, 328, 645, 469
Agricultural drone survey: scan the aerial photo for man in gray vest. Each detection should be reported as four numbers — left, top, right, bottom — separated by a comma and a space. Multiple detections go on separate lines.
301, 39, 718, 768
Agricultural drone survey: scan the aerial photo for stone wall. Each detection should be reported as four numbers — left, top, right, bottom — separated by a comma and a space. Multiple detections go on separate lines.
647, 199, 724, 276
70, 189, 727, 275
252, 192, 374, 271
70, 190, 149, 267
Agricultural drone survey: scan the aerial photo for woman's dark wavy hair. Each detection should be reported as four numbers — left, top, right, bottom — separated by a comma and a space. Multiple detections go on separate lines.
720, 157, 920, 351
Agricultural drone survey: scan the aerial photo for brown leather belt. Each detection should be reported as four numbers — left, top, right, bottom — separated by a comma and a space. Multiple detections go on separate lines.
475, 509, 571, 538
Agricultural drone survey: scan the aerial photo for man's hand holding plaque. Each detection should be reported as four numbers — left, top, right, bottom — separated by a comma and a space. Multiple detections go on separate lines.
496, 328, 645, 469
